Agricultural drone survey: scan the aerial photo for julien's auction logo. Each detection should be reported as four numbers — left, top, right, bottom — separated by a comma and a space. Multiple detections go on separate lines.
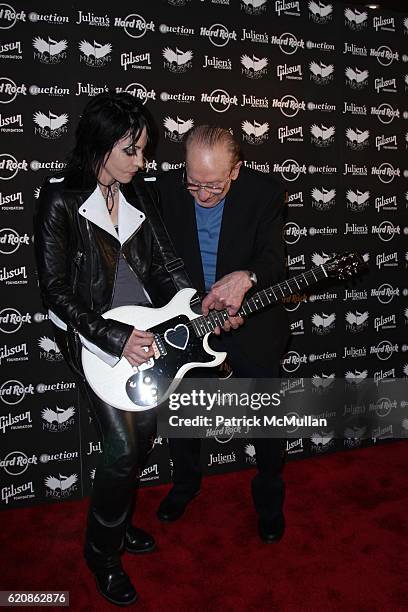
33, 36, 67, 63
309, 61, 334, 85
241, 120, 269, 145
240, 54, 268, 78
345, 66, 368, 89
308, 1, 333, 24
163, 116, 194, 142
241, 0, 267, 15
33, 111, 68, 139
344, 7, 367, 30
346, 128, 369, 150
79, 40, 112, 67
310, 187, 336, 211
310, 124, 335, 147
162, 47, 192, 73
346, 189, 370, 212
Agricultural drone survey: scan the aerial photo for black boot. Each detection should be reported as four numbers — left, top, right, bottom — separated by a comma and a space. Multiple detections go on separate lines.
93, 562, 138, 607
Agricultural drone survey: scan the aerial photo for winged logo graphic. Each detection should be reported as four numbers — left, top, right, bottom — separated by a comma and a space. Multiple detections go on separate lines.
345, 370, 368, 384
245, 443, 256, 457
45, 474, 78, 491
241, 120, 269, 137
345, 311, 369, 326
162, 47, 193, 65
345, 67, 369, 83
38, 336, 61, 353
33, 37, 67, 56
311, 252, 331, 266
346, 190, 370, 205
310, 124, 335, 140
241, 54, 268, 71
309, 61, 334, 78
311, 432, 333, 446
41, 406, 75, 424
309, 1, 332, 17
312, 373, 335, 388
164, 117, 194, 135
33, 111, 68, 131
311, 188, 336, 203
79, 40, 112, 59
344, 8, 367, 24
242, 0, 267, 7
312, 313, 336, 328
346, 128, 369, 144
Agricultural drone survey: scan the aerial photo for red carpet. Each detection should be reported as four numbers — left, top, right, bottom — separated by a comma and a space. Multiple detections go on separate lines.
1, 441, 407, 611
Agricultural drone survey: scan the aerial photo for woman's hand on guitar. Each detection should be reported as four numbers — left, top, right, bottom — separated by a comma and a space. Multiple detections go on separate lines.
122, 328, 155, 366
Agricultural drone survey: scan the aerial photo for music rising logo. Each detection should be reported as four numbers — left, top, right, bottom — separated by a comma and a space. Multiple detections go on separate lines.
309, 61, 334, 85
310, 187, 336, 211
41, 406, 75, 432
311, 313, 336, 335
308, 1, 333, 24
241, 120, 269, 145
240, 54, 268, 78
310, 124, 335, 147
241, 0, 267, 15
345, 67, 369, 89
33, 111, 68, 139
345, 311, 369, 333
346, 190, 370, 212
44, 473, 78, 498
163, 116, 194, 142
162, 47, 193, 73
346, 128, 370, 150
33, 36, 67, 63
78, 40, 112, 67
344, 7, 367, 30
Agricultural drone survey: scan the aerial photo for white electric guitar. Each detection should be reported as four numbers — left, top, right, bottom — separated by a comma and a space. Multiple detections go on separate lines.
82, 252, 364, 411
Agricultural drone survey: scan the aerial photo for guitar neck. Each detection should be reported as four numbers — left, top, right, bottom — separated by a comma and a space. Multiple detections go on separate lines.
191, 264, 328, 338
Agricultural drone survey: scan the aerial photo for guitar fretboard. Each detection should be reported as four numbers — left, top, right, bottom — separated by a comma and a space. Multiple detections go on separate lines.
190, 264, 328, 338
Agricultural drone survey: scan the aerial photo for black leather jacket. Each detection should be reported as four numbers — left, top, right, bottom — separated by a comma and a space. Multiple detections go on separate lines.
34, 171, 183, 373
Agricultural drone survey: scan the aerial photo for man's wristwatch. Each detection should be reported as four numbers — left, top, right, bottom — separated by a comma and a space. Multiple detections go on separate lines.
248, 271, 257, 287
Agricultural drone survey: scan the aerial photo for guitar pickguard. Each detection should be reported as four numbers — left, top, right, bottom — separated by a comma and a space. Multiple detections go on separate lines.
125, 314, 214, 408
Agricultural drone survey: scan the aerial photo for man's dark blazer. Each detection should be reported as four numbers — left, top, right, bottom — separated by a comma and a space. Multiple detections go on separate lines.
154, 166, 290, 370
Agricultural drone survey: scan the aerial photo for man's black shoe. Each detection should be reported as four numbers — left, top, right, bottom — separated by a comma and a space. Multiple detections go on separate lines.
93, 564, 138, 607
157, 490, 200, 522
258, 514, 285, 543
125, 525, 156, 554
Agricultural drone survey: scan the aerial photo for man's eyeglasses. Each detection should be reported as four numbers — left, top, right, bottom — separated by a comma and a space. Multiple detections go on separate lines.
182, 168, 233, 195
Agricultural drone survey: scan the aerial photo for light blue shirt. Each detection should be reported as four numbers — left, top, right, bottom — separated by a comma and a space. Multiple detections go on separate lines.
195, 198, 225, 291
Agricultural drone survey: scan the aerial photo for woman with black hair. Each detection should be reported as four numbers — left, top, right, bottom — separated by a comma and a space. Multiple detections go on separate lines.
34, 91, 181, 606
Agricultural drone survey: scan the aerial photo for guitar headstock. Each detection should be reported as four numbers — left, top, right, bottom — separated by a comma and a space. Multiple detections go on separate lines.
323, 251, 366, 280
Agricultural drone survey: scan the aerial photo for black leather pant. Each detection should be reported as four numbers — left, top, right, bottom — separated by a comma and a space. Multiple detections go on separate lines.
168, 335, 286, 520
52, 325, 156, 570
82, 384, 157, 570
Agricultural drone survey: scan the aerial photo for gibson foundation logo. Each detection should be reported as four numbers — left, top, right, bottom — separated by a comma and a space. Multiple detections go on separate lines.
0, 40, 22, 59
0, 410, 32, 434
308, 1, 332, 23
344, 7, 367, 30
345, 67, 368, 89
33, 111, 68, 139
373, 16, 395, 32
241, 54, 268, 78
345, 311, 369, 333
310, 187, 335, 211
121, 51, 151, 71
42, 406, 76, 432
310, 124, 335, 147
276, 63, 302, 81
241, 120, 269, 145
78, 40, 112, 67
309, 61, 334, 85
375, 135, 397, 151
1, 482, 34, 505
163, 116, 193, 142
374, 77, 397, 94
162, 47, 192, 73
278, 125, 303, 143
376, 252, 398, 269
33, 36, 67, 63
275, 1, 300, 17
241, 0, 267, 15
311, 312, 335, 335
346, 128, 369, 150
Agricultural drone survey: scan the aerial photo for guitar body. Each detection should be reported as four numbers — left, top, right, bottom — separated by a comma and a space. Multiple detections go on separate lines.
81, 288, 227, 411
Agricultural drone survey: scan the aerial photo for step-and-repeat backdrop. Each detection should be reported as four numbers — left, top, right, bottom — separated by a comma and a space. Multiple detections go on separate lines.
1, 0, 407, 508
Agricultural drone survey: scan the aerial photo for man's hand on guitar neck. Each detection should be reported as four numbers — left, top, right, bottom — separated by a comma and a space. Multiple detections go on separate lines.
122, 328, 157, 367
202, 270, 250, 335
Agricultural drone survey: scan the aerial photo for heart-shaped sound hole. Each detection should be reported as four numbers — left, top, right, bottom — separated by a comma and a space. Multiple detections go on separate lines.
164, 324, 189, 350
